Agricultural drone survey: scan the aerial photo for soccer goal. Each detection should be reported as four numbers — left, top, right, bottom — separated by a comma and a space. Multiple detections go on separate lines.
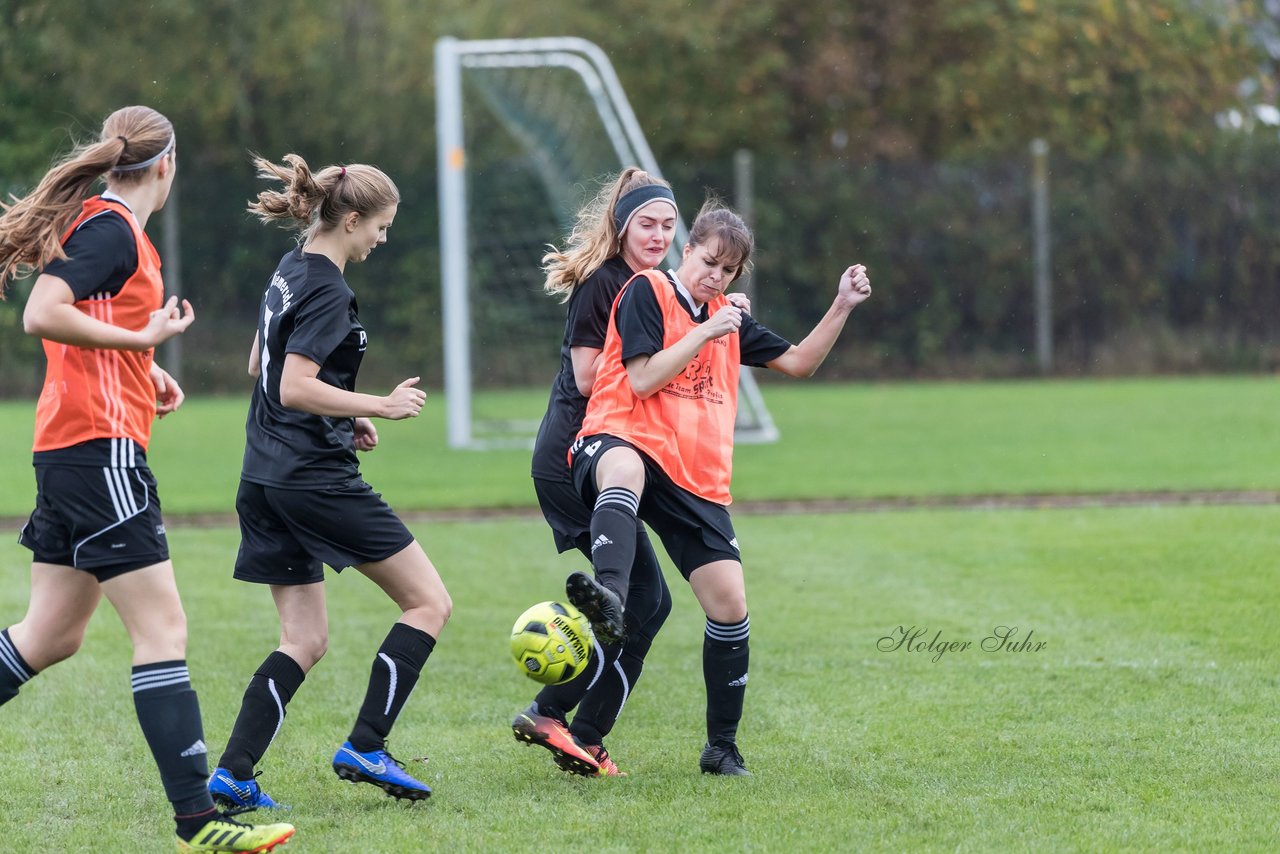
435, 36, 779, 450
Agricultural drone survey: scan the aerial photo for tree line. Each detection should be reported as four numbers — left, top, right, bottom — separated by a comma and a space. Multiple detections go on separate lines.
0, 0, 1275, 392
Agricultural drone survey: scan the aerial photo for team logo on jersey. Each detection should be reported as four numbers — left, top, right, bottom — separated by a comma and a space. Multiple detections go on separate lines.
665, 357, 722, 403
357, 330, 368, 352
269, 271, 294, 310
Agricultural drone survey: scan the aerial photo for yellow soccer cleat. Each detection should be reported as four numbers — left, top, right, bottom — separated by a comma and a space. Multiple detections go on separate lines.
176, 814, 295, 853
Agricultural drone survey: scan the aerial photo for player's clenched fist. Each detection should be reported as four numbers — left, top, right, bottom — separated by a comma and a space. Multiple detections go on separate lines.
703, 304, 743, 340
837, 264, 872, 308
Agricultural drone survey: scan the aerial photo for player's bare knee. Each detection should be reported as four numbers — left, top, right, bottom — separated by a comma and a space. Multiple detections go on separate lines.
406, 594, 451, 629
41, 630, 86, 666
597, 447, 646, 494
283, 632, 327, 669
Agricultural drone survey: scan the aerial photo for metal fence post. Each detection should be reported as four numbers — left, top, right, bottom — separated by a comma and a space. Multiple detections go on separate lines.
1031, 138, 1052, 374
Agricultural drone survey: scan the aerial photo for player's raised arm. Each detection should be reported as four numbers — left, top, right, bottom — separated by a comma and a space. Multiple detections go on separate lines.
766, 264, 872, 378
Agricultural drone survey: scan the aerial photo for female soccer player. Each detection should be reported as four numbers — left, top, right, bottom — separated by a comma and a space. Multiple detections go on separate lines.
569, 200, 872, 776
514, 169, 682, 777
0, 106, 295, 853
208, 154, 450, 806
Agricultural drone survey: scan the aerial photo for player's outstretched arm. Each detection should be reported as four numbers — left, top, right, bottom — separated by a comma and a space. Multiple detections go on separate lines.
279, 352, 425, 420
766, 264, 871, 378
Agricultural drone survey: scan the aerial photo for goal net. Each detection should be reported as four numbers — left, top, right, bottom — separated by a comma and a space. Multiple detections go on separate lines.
435, 36, 778, 449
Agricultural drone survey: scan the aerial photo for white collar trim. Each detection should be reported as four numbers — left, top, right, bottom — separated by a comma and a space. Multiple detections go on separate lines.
666, 268, 701, 315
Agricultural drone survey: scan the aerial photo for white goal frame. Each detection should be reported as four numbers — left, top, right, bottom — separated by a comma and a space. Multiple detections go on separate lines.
435, 36, 779, 449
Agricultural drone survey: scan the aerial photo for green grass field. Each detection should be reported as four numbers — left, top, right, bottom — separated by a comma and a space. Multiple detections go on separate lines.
1, 509, 1277, 852
1, 376, 1278, 516
0, 377, 1278, 851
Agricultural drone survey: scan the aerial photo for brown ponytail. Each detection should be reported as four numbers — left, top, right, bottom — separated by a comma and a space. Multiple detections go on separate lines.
0, 105, 174, 295
248, 153, 399, 245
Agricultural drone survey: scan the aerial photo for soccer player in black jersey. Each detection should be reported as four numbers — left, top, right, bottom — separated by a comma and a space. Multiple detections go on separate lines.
208, 154, 449, 806
0, 106, 294, 853
514, 169, 751, 777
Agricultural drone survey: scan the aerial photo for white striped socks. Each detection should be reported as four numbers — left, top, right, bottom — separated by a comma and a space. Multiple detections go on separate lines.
132, 661, 192, 694
0, 628, 34, 705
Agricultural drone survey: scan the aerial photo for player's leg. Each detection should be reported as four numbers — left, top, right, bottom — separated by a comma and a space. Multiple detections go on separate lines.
0, 563, 100, 704
651, 479, 752, 776
333, 538, 449, 800
211, 480, 324, 809
514, 478, 615, 774
566, 435, 642, 642
104, 561, 296, 849
566, 528, 672, 776
6, 465, 107, 702
211, 582, 324, 810
688, 559, 752, 776
529, 476, 623, 726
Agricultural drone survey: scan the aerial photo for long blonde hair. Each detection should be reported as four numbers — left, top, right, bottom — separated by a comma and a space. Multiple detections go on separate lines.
248, 153, 399, 244
542, 168, 671, 301
0, 105, 174, 295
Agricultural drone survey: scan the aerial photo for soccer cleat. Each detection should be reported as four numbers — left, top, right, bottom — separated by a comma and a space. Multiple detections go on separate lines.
209, 768, 284, 810
332, 741, 432, 801
565, 570, 625, 644
575, 742, 626, 777
700, 741, 752, 776
175, 813, 295, 852
512, 707, 600, 776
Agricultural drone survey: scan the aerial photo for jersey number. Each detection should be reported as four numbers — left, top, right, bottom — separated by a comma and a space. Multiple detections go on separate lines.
259, 305, 274, 391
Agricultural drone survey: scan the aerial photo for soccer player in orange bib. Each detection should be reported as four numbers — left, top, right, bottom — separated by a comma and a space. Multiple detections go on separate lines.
0, 106, 295, 853
569, 200, 871, 775
515, 170, 752, 777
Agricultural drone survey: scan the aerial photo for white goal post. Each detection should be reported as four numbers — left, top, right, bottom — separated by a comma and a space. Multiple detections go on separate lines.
435, 36, 779, 449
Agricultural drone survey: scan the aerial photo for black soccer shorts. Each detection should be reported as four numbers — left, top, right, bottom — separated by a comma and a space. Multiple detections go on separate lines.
19, 463, 170, 581
233, 478, 415, 585
570, 433, 741, 578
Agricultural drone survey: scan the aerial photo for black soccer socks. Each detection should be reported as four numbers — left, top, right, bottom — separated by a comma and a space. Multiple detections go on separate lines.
348, 622, 436, 752
131, 660, 214, 818
218, 650, 307, 780
589, 487, 640, 603
0, 628, 34, 706
703, 616, 750, 746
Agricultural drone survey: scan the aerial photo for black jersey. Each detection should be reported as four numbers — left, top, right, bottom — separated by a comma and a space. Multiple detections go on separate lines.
616, 270, 792, 366
241, 247, 368, 489
531, 256, 635, 482
42, 192, 138, 301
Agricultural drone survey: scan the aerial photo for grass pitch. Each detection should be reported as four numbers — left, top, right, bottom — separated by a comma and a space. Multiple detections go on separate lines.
0, 505, 1277, 851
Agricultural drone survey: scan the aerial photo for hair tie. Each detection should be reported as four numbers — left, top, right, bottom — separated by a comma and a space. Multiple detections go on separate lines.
116, 135, 128, 151
113, 132, 175, 173
613, 185, 678, 234
340, 166, 347, 179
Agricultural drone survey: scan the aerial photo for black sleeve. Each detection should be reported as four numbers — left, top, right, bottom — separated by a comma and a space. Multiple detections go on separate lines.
286, 280, 353, 366
738, 314, 793, 367
568, 268, 628, 349
615, 277, 667, 362
42, 212, 137, 300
